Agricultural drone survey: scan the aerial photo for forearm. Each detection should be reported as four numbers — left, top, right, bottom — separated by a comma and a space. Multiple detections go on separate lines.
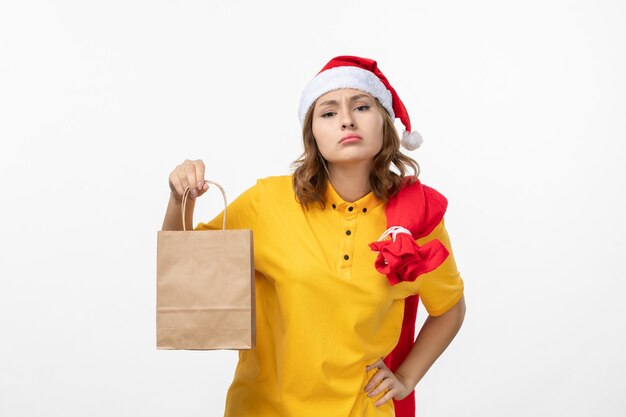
395, 295, 466, 389
161, 192, 195, 231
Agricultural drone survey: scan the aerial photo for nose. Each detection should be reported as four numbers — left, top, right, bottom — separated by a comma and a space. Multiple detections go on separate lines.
339, 100, 356, 129
341, 112, 355, 129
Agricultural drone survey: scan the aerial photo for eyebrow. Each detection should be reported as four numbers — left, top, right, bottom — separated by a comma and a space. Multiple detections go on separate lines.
317, 94, 372, 108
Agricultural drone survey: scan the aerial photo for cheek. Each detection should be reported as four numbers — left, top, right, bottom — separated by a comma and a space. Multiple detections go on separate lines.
312, 122, 332, 151
372, 120, 385, 149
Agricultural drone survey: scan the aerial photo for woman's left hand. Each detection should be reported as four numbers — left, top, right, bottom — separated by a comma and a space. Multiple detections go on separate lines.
364, 358, 414, 407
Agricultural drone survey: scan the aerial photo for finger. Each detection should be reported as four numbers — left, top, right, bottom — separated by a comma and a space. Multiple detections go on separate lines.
176, 165, 190, 190
169, 172, 185, 197
194, 160, 205, 190
365, 368, 389, 392
374, 389, 394, 407
368, 377, 393, 398
197, 181, 209, 197
182, 163, 198, 198
366, 358, 385, 371
175, 170, 193, 199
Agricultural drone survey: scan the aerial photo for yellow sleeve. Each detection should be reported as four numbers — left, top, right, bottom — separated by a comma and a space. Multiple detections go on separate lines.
389, 218, 465, 316
194, 180, 260, 231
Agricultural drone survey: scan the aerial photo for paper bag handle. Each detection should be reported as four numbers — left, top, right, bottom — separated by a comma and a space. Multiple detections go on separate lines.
182, 180, 228, 231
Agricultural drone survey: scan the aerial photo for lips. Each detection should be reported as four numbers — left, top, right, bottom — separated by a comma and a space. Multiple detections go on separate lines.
340, 134, 362, 143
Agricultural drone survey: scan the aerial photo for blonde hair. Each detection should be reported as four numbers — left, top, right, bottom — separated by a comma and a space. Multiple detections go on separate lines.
291, 98, 420, 209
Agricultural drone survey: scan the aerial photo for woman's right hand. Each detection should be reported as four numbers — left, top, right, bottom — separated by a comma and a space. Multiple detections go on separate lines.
168, 159, 210, 202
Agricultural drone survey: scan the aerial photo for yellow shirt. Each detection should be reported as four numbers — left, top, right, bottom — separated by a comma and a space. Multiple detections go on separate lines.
195, 175, 464, 417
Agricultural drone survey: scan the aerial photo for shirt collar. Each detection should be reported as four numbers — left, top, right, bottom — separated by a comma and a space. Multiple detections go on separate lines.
323, 180, 382, 215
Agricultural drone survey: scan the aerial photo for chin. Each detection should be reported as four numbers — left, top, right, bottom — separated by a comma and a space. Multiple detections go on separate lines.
327, 155, 377, 166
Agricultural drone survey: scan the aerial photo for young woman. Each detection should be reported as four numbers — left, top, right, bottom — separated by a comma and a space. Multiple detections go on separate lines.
161, 55, 466, 417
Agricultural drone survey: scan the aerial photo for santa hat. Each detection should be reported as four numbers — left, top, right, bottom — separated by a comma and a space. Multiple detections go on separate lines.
298, 55, 423, 151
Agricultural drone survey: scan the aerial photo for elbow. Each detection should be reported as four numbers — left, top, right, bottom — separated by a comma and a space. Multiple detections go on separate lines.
456, 294, 466, 327
447, 294, 466, 329
429, 294, 466, 328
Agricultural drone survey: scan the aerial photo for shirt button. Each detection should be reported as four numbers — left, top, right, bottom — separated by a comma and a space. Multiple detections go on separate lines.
344, 254, 349, 260
346, 230, 351, 236
348, 206, 354, 212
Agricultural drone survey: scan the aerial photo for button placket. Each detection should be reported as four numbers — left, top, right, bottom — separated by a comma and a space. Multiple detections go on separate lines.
338, 209, 357, 279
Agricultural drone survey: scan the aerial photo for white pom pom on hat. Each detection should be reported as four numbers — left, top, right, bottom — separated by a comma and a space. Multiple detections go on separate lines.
402, 130, 423, 151
298, 55, 423, 151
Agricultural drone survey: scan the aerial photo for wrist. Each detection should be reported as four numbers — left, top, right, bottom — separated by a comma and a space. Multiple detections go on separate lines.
170, 191, 195, 205
394, 369, 419, 391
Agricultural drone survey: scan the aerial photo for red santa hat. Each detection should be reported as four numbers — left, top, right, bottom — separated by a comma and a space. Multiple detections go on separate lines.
298, 55, 423, 151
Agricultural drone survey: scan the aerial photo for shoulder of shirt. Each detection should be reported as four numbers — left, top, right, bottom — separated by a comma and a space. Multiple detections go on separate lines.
255, 174, 292, 185
254, 174, 292, 188
250, 174, 294, 198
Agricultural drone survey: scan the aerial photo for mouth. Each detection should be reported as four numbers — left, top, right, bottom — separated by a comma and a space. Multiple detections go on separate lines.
340, 134, 362, 144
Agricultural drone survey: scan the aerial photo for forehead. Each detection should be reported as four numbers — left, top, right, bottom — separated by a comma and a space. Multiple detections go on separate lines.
315, 88, 374, 105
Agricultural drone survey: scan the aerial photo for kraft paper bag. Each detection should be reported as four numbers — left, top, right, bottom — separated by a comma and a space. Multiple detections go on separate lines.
156, 180, 255, 350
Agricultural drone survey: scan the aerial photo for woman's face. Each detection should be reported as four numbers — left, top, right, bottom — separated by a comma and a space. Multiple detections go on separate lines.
312, 88, 384, 167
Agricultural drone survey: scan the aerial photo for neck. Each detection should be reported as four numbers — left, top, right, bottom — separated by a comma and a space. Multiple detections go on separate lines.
327, 161, 373, 202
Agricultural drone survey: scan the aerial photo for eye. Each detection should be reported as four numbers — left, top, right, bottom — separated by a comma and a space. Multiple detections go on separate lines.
321, 111, 336, 118
355, 105, 370, 111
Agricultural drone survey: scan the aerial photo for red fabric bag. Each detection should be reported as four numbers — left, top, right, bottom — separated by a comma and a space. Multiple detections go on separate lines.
369, 177, 449, 417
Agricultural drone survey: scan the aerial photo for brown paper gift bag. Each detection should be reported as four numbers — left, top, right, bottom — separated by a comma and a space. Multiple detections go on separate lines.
156, 180, 255, 350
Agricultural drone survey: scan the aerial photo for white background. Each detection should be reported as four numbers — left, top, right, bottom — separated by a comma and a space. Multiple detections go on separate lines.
1, 0, 625, 416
